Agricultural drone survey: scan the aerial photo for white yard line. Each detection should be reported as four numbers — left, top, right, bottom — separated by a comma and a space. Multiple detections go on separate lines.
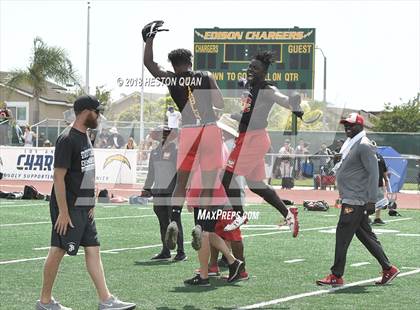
396, 233, 420, 237
237, 269, 420, 310
350, 262, 371, 267
0, 224, 338, 265
284, 259, 305, 263
0, 214, 155, 227
0, 203, 47, 208
0, 217, 414, 265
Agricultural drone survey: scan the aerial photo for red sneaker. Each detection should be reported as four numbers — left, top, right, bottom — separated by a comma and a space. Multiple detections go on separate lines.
194, 265, 220, 277
316, 274, 344, 287
375, 266, 400, 285
286, 207, 299, 238
239, 271, 249, 281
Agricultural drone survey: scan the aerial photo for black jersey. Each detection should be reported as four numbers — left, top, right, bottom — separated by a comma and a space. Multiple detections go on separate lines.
167, 71, 217, 126
50, 127, 96, 208
377, 153, 388, 187
238, 81, 275, 133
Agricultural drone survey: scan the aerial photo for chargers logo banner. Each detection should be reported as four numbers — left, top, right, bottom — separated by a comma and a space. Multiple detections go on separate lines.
0, 146, 136, 184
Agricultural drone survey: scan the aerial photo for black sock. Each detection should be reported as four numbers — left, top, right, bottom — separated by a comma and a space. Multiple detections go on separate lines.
171, 207, 182, 222
222, 170, 244, 215
248, 180, 288, 218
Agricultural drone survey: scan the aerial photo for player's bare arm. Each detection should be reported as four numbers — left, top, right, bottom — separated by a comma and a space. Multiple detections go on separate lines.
144, 38, 174, 79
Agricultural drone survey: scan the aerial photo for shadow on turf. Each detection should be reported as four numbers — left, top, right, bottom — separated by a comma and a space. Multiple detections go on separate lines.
170, 278, 242, 294
332, 284, 376, 294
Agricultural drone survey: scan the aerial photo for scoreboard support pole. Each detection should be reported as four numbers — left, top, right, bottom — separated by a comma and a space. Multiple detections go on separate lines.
291, 114, 298, 150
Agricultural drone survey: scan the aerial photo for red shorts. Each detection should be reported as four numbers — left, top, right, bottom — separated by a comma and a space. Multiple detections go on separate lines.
226, 129, 271, 181
177, 124, 223, 172
215, 211, 242, 241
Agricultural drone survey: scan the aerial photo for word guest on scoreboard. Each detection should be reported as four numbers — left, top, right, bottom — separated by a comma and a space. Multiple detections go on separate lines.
193, 27, 315, 99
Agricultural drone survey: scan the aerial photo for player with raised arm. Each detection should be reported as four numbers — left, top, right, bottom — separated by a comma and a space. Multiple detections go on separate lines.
222, 51, 303, 236
142, 21, 244, 284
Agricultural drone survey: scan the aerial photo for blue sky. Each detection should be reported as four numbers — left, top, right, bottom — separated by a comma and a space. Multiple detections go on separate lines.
1, 0, 419, 111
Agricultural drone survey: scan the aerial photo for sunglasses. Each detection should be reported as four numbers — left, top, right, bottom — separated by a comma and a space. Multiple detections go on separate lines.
88, 108, 100, 114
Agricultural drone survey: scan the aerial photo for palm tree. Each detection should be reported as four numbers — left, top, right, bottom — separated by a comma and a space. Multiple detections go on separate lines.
6, 37, 78, 123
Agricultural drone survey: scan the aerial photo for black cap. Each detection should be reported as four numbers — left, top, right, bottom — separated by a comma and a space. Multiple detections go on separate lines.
73, 95, 104, 113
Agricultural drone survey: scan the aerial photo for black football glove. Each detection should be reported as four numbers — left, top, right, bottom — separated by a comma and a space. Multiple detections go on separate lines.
289, 93, 304, 119
142, 20, 168, 42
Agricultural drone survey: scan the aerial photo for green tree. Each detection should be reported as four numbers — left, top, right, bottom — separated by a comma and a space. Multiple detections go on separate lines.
117, 99, 166, 123
6, 37, 77, 123
372, 94, 420, 132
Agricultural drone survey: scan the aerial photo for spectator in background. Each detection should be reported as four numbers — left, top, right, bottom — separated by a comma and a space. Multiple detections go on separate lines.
38, 132, 46, 147
371, 142, 389, 226
278, 139, 294, 189
294, 139, 308, 179
95, 131, 109, 148
166, 106, 182, 133
107, 127, 125, 149
23, 125, 37, 147
0, 102, 13, 145
43, 140, 52, 147
125, 137, 136, 149
0, 102, 13, 121
313, 143, 333, 190
334, 139, 345, 154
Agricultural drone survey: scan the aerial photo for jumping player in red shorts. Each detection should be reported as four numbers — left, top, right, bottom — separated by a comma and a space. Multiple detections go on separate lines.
143, 21, 243, 281
222, 51, 303, 237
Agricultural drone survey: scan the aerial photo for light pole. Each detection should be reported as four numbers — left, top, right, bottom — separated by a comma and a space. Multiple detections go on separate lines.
140, 43, 145, 144
85, 1, 90, 94
316, 47, 327, 129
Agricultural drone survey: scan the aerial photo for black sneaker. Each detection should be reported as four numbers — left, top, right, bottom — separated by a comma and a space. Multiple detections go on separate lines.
373, 218, 386, 225
184, 274, 210, 286
173, 252, 187, 262
151, 252, 171, 261
227, 259, 244, 282
218, 256, 229, 268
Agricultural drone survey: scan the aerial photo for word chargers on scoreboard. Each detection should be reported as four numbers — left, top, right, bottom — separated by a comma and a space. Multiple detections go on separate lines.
193, 27, 315, 98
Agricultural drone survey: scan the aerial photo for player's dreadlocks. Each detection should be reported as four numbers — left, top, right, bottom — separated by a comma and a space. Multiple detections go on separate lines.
253, 51, 274, 71
168, 48, 193, 66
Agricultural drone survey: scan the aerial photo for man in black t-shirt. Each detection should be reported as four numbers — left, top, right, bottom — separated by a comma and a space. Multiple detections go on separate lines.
36, 95, 136, 310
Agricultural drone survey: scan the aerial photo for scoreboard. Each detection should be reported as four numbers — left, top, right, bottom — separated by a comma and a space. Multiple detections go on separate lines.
193, 27, 315, 98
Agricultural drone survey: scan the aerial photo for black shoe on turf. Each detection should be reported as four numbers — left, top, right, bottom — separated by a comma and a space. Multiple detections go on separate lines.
151, 252, 171, 261
184, 274, 210, 286
372, 218, 386, 225
228, 259, 244, 282
173, 252, 187, 262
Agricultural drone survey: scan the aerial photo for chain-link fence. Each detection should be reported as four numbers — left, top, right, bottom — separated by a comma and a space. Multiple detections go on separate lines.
265, 153, 419, 191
